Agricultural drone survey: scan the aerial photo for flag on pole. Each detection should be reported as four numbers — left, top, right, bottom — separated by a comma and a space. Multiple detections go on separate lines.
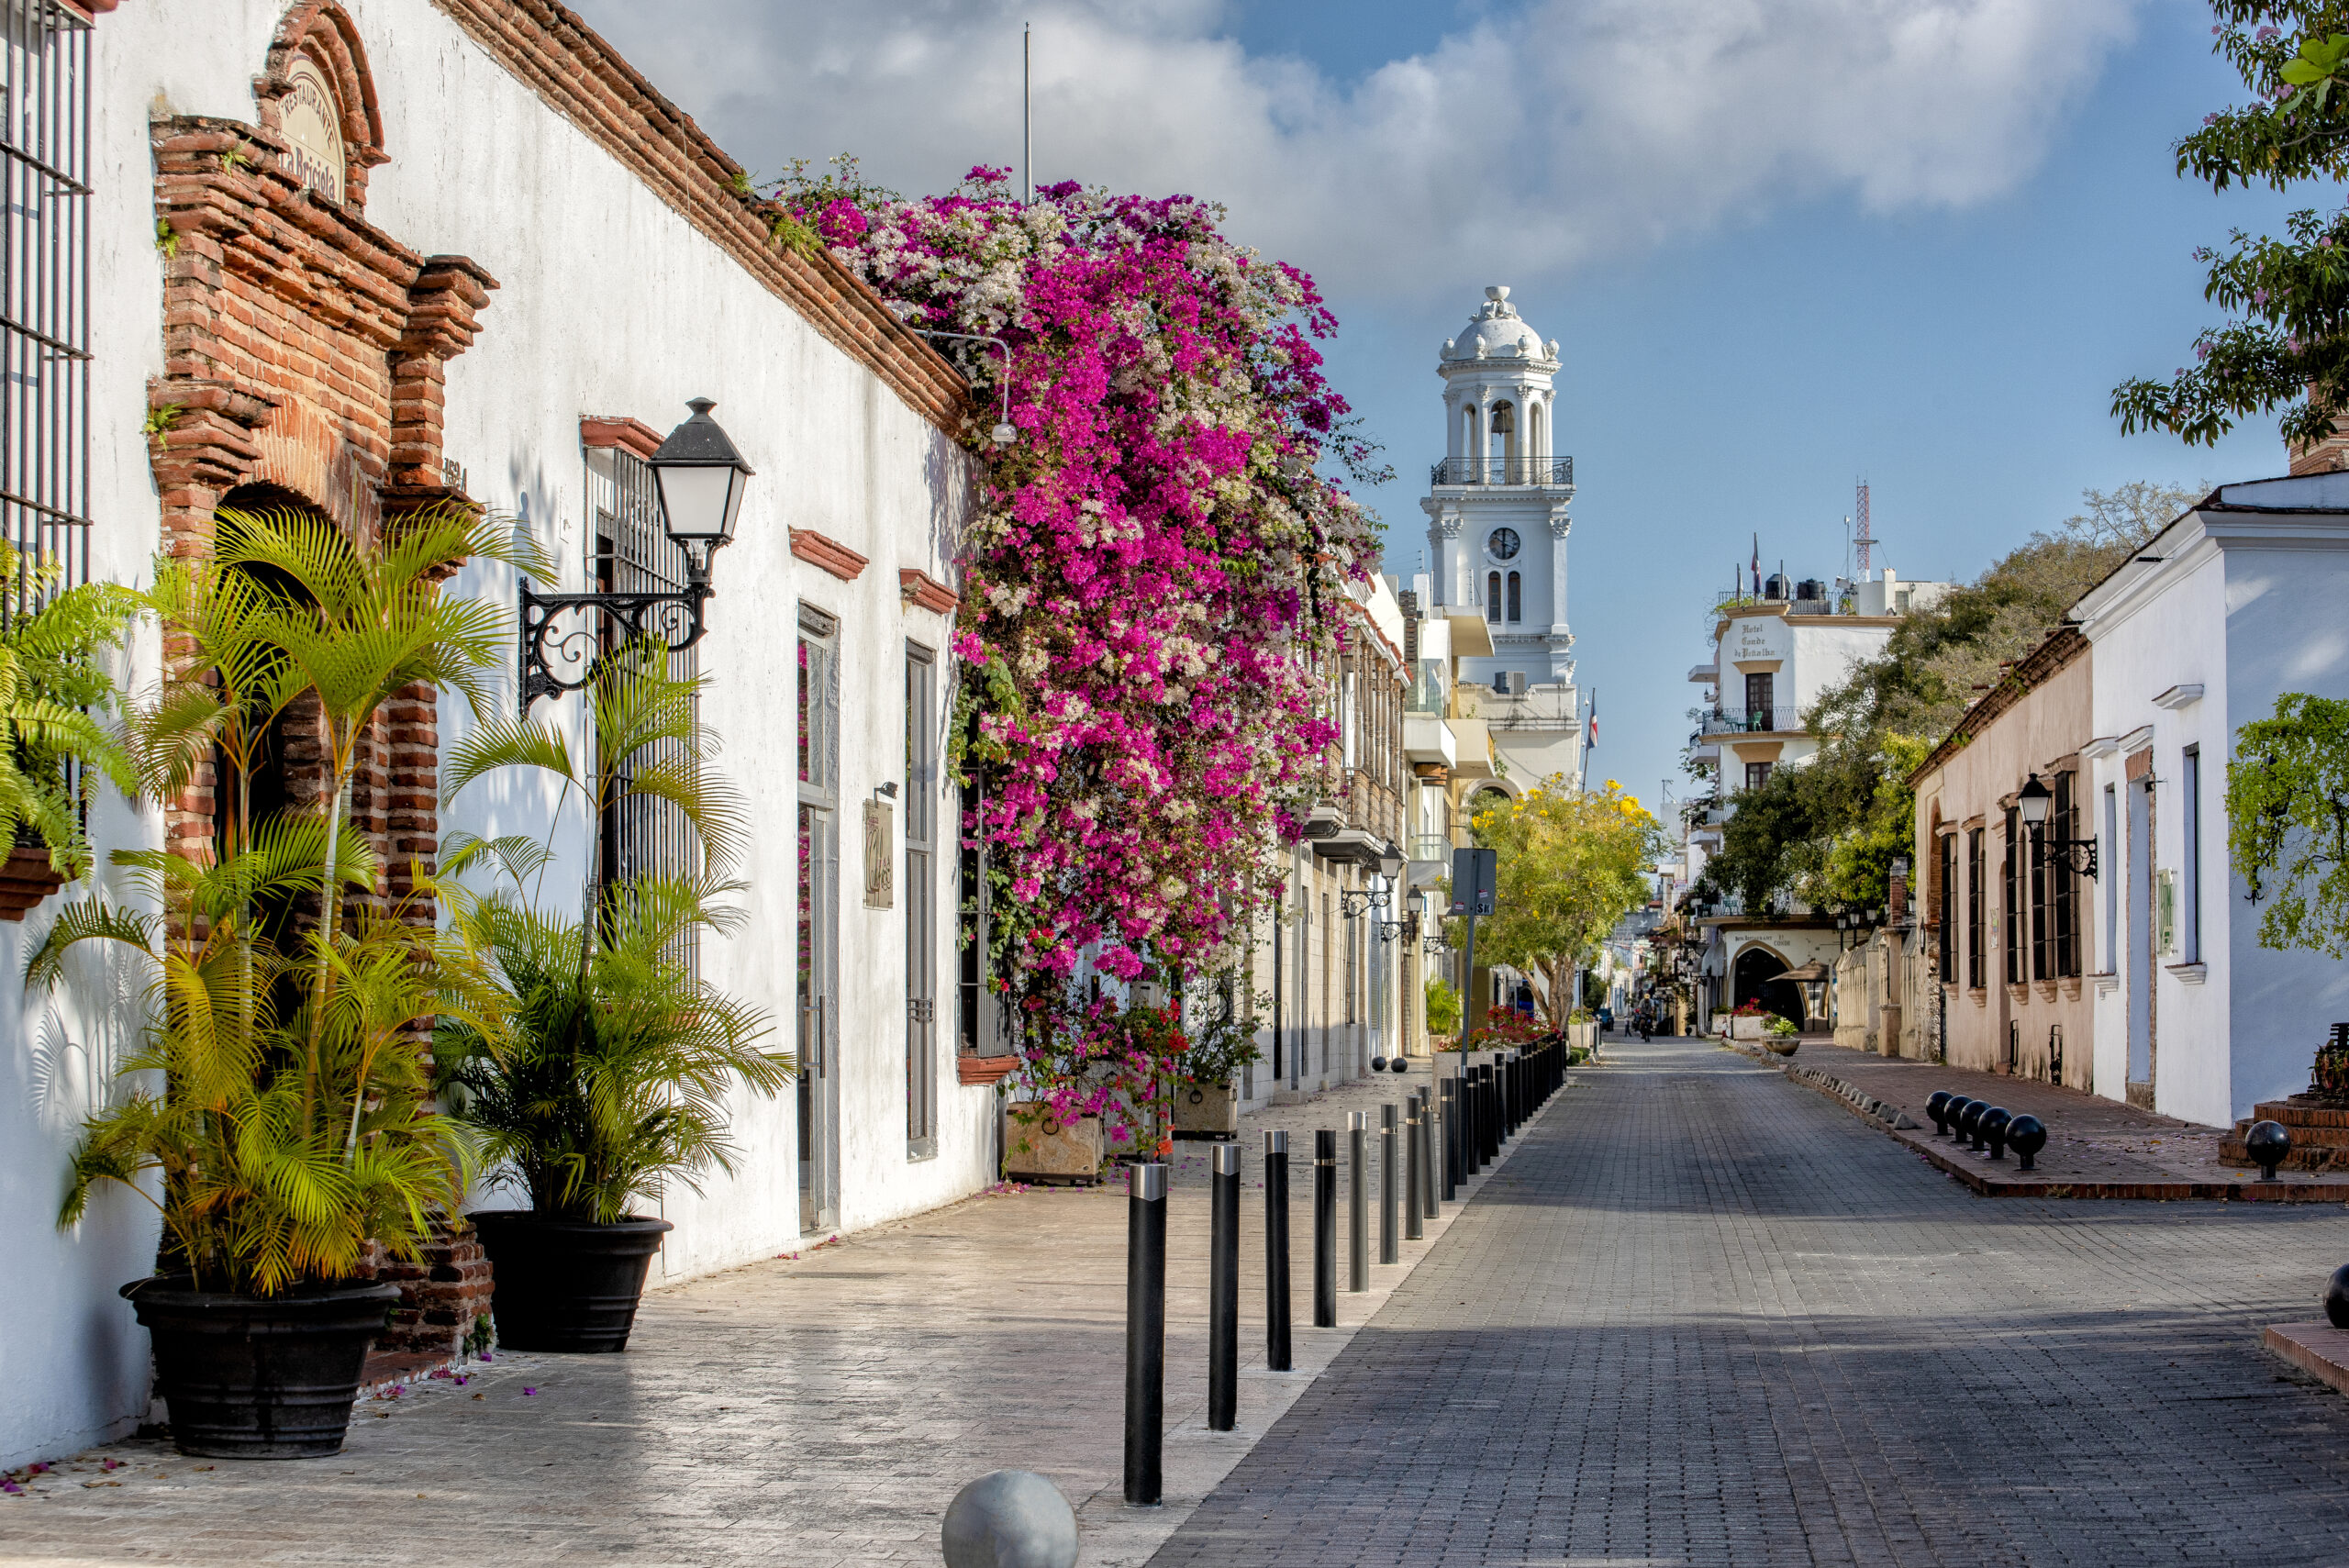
1750, 533, 1760, 596
1586, 690, 1598, 751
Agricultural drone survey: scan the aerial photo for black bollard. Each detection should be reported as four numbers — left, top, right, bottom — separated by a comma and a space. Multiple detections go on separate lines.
1208, 1144, 1239, 1432
1943, 1095, 1972, 1141
2246, 1118, 2292, 1181
2006, 1113, 2047, 1172
1313, 1129, 1338, 1328
1264, 1129, 1291, 1372
1380, 1102, 1400, 1264
1403, 1095, 1425, 1241
1981, 1106, 2012, 1161
1926, 1089, 1953, 1135
1348, 1112, 1368, 1293
1475, 1065, 1494, 1163
1440, 1077, 1461, 1197
1454, 1061, 1476, 1177
1123, 1162, 1166, 1507
1419, 1087, 1440, 1219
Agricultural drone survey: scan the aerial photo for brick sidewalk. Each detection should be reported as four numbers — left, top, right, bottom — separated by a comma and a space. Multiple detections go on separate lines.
0, 1059, 1563, 1567
1148, 1036, 2349, 1568
1751, 1037, 2349, 1200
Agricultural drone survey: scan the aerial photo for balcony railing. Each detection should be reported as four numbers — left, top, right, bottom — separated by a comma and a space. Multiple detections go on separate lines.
1699, 706, 1803, 735
1429, 456, 1574, 487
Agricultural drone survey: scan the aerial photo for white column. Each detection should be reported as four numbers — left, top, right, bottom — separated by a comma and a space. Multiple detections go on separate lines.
1547, 506, 1571, 634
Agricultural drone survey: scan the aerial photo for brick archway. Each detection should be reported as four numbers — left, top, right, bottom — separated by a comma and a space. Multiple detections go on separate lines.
147, 7, 495, 884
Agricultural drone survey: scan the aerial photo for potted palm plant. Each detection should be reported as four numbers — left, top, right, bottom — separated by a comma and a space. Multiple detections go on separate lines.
433, 644, 785, 1352
43, 505, 523, 1459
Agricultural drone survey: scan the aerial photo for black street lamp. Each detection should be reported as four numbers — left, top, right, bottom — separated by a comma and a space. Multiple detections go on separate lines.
517, 398, 756, 713
2017, 772, 2099, 879
1378, 886, 1424, 945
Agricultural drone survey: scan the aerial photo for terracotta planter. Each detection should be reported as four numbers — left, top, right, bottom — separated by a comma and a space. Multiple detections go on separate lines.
1172, 1081, 1239, 1140
0, 844, 66, 920
1004, 1103, 1104, 1182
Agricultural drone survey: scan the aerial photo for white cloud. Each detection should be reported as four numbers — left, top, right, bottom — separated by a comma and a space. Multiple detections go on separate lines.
567, 0, 2141, 298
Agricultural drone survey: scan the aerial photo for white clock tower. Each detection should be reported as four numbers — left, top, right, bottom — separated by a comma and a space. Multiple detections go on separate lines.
1420, 284, 1583, 789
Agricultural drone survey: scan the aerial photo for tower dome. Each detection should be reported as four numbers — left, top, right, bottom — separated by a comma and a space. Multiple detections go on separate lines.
1441, 286, 1560, 366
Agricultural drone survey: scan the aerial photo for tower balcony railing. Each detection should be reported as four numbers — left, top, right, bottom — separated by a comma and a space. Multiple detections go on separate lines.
1429, 456, 1575, 487
1699, 706, 1804, 736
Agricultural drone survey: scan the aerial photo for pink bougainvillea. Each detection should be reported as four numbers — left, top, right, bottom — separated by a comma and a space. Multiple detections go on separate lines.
782, 164, 1381, 1129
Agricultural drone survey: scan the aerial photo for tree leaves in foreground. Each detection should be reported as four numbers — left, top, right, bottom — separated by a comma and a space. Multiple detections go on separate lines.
2114, 4, 2349, 450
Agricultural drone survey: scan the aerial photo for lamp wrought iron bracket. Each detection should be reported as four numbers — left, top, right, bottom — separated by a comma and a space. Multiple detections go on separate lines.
2030, 828, 2100, 881
1339, 887, 1390, 919
518, 573, 711, 715
1375, 914, 1417, 945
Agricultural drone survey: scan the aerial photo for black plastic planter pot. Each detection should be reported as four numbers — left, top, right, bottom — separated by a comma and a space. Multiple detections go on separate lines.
121, 1277, 400, 1459
469, 1210, 673, 1352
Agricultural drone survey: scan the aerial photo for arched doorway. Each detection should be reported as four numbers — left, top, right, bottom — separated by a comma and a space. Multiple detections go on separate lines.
1732, 944, 1806, 1024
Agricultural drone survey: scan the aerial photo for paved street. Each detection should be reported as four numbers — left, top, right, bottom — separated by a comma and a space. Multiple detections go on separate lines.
16, 1039, 2349, 1567
1150, 1037, 2349, 1566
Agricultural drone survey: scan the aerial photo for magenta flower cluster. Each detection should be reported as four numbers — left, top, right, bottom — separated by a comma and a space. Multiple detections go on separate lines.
797, 168, 1378, 1112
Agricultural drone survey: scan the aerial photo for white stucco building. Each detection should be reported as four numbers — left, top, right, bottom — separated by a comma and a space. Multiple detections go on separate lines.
1420, 285, 1584, 794
4, 0, 1000, 1468
2074, 473, 2349, 1127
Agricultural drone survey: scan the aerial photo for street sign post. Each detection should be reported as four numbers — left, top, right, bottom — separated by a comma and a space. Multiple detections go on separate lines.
1450, 846, 1497, 1120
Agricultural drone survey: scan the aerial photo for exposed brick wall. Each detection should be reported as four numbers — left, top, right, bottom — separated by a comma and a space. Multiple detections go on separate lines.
372, 1217, 495, 1362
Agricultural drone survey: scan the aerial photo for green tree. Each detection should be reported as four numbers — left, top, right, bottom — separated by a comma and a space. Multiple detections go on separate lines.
1700, 486, 2198, 917
2113, 5, 2349, 449
2228, 692, 2349, 952
1464, 778, 1664, 1026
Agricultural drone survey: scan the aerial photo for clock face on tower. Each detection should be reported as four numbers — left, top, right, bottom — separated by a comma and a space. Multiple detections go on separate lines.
1486, 527, 1520, 562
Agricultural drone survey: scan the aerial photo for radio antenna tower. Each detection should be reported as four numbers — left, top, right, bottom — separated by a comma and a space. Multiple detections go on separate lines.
1854, 478, 1873, 579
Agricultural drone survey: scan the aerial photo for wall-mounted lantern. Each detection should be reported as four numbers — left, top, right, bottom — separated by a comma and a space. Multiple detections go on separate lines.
517, 398, 754, 713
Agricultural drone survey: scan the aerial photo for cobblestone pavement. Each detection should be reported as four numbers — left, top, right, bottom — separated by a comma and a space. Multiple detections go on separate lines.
1766, 1038, 2349, 1196
0, 1059, 1536, 1567
1148, 1036, 2349, 1568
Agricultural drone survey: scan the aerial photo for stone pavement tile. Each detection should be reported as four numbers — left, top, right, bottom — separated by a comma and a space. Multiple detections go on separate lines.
1759, 1037, 2349, 1199
0, 1059, 1561, 1567
1148, 1036, 2349, 1568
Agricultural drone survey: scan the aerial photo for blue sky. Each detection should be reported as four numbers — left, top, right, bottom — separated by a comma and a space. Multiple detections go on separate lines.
578, 0, 2310, 819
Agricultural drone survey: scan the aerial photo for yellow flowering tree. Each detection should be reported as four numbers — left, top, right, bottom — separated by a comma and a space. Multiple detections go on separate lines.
1462, 778, 1664, 1027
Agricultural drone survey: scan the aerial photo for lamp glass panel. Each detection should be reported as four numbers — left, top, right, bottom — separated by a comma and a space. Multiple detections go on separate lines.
655, 463, 738, 544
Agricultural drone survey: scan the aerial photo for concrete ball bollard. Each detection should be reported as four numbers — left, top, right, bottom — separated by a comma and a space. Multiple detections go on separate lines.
2325, 1263, 2349, 1331
1371, 1055, 1388, 1072
1390, 1057, 1411, 1073
1926, 1090, 1953, 1136
1943, 1097, 1974, 1142
941, 1471, 1078, 1568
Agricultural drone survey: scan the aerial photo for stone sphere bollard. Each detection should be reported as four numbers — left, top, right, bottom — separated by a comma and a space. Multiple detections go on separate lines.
941, 1471, 1078, 1568
1954, 1098, 1985, 1149
1980, 1106, 2012, 1161
1943, 1097, 1974, 1142
1391, 1056, 1410, 1073
2006, 1113, 2047, 1171
2325, 1263, 2349, 1331
1371, 1055, 1388, 1072
1926, 1091, 1953, 1136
